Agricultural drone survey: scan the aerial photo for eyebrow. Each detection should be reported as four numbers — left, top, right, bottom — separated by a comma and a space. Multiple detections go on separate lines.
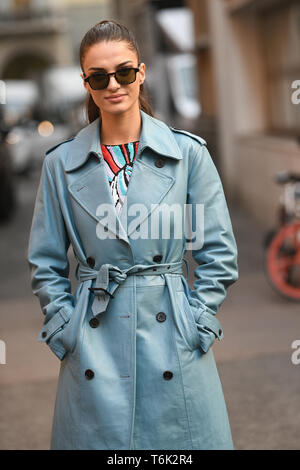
88, 61, 134, 72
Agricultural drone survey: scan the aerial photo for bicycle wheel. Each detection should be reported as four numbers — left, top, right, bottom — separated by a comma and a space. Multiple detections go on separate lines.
265, 221, 300, 301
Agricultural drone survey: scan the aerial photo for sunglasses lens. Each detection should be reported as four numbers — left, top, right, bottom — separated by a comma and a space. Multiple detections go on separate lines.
116, 68, 136, 85
89, 74, 108, 90
87, 67, 138, 89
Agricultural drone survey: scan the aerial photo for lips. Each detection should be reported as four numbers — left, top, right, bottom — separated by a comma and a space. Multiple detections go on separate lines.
105, 94, 126, 100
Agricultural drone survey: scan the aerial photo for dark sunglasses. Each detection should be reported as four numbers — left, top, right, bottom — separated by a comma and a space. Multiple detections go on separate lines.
83, 65, 141, 90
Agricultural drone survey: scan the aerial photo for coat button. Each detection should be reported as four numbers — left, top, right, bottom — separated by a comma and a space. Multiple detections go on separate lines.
156, 312, 166, 322
155, 158, 165, 168
219, 329, 222, 336
89, 317, 99, 328
153, 254, 163, 263
87, 256, 95, 268
85, 369, 94, 380
41, 331, 47, 338
163, 371, 173, 380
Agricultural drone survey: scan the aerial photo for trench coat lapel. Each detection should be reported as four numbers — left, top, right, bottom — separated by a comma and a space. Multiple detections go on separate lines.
65, 110, 182, 245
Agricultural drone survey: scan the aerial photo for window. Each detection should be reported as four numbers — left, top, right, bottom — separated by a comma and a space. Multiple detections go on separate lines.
262, 3, 300, 136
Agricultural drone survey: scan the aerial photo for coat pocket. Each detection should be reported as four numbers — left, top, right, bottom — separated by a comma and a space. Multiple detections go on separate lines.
39, 283, 89, 361
175, 290, 202, 352
47, 327, 68, 361
59, 282, 90, 357
175, 290, 221, 354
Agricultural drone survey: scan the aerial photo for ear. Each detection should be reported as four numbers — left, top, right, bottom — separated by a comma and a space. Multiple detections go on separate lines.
139, 62, 146, 85
81, 73, 89, 93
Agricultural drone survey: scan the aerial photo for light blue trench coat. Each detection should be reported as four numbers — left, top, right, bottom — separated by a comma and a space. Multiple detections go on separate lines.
27, 109, 238, 450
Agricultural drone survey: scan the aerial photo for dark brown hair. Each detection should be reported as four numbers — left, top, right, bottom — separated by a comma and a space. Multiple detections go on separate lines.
79, 19, 153, 123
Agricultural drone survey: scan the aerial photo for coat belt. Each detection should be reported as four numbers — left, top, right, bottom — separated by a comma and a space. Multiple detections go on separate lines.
78, 260, 187, 316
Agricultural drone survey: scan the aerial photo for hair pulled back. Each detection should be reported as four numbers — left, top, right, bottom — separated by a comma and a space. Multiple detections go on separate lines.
79, 19, 153, 123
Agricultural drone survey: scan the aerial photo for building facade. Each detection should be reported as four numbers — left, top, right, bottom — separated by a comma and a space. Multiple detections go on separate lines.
190, 0, 300, 228
0, 0, 110, 80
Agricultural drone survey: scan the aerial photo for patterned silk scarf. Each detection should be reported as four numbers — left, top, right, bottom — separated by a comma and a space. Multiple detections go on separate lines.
101, 141, 139, 215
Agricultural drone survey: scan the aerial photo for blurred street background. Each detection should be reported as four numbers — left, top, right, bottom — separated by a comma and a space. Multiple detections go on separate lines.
1, 0, 300, 450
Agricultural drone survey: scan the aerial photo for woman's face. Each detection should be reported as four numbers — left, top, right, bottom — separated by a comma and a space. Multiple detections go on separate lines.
81, 40, 145, 117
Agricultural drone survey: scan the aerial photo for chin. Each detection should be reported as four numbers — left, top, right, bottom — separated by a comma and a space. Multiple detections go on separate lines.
102, 102, 136, 115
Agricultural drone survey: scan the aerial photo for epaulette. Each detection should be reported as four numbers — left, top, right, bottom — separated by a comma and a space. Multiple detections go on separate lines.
169, 126, 207, 146
45, 137, 75, 155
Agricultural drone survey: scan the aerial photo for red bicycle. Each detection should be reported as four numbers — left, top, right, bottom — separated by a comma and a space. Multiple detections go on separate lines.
264, 171, 300, 301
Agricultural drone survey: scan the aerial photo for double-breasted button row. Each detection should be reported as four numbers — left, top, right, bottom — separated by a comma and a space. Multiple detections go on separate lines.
155, 158, 165, 168
85, 369, 94, 380
87, 256, 95, 268
163, 371, 173, 380
87, 253, 164, 266
89, 317, 100, 328
153, 254, 163, 263
85, 368, 173, 381
156, 312, 166, 322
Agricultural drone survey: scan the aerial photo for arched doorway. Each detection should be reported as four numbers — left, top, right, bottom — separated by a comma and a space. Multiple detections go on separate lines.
2, 52, 52, 80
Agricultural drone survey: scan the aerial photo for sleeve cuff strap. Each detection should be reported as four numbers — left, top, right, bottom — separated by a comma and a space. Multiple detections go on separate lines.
38, 305, 73, 342
196, 310, 224, 340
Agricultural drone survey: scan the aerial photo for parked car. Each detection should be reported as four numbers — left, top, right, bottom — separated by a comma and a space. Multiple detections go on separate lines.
37, 65, 87, 130
5, 119, 73, 174
3, 79, 39, 128
3, 74, 83, 174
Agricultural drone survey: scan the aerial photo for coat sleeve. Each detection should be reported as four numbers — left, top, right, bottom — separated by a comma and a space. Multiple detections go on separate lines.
27, 155, 74, 360
186, 143, 239, 353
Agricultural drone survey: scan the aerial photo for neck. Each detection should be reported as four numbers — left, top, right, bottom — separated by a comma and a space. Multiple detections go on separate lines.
100, 106, 142, 145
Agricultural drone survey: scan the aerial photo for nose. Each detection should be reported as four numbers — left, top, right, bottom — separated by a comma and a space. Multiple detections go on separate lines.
107, 74, 120, 90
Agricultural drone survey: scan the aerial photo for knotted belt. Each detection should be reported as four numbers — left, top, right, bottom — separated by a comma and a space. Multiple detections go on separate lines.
78, 260, 188, 317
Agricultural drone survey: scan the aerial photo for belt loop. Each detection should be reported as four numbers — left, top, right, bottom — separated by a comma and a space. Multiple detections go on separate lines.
182, 257, 189, 281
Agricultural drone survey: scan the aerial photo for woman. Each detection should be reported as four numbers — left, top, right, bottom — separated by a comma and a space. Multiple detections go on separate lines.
27, 19, 238, 450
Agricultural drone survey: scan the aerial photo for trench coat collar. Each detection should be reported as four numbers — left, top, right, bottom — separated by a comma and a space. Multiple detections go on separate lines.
65, 109, 182, 172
